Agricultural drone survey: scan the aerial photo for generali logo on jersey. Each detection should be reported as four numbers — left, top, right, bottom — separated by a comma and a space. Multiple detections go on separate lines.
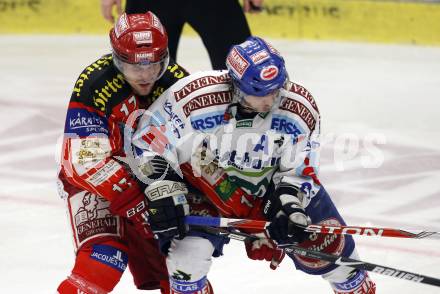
227, 48, 249, 78
72, 192, 118, 244
174, 74, 230, 102
182, 91, 232, 117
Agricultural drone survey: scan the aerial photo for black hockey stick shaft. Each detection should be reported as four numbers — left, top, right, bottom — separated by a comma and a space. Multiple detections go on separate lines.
192, 225, 440, 288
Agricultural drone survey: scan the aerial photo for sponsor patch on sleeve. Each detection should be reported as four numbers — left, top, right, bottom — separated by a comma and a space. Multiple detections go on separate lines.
65, 108, 109, 137
90, 244, 128, 272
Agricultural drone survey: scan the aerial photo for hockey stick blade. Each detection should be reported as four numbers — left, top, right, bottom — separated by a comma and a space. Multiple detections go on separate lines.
185, 215, 440, 240
192, 225, 440, 288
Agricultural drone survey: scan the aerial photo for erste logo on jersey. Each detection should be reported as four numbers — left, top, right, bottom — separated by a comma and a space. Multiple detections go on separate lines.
115, 13, 129, 38
191, 111, 225, 130
271, 115, 303, 137
260, 65, 279, 81
133, 31, 152, 45
227, 48, 249, 78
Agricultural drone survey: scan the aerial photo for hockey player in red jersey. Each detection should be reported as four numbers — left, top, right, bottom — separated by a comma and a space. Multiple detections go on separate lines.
131, 36, 377, 293
56, 11, 192, 293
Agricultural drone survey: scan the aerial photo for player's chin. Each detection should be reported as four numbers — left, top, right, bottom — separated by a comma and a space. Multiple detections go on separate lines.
133, 83, 153, 96
256, 106, 272, 112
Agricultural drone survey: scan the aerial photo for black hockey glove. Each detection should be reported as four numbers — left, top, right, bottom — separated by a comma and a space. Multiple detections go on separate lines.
144, 180, 190, 240
263, 186, 311, 245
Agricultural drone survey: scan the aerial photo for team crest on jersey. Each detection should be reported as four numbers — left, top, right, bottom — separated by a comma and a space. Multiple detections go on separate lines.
227, 47, 249, 78
115, 13, 129, 38
250, 49, 270, 65
133, 31, 153, 44
260, 65, 279, 81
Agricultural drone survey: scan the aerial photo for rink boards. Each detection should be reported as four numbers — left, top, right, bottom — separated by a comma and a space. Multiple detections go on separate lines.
0, 0, 440, 45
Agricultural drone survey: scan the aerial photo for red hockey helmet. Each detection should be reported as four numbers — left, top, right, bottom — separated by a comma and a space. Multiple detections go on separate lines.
110, 12, 169, 64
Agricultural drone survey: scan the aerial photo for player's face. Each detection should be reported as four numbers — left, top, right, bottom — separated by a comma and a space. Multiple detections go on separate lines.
241, 89, 279, 112
120, 62, 162, 96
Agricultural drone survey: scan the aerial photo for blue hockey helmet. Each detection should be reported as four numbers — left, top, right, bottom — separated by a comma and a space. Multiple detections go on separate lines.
226, 36, 288, 97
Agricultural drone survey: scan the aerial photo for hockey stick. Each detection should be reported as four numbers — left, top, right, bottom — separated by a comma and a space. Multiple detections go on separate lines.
189, 224, 440, 288
185, 215, 440, 240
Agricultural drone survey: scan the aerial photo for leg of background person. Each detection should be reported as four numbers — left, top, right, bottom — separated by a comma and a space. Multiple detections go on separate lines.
186, 0, 251, 69
125, 0, 186, 61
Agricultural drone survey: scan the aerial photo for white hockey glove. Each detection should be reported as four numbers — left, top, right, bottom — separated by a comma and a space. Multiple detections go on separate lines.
144, 180, 190, 240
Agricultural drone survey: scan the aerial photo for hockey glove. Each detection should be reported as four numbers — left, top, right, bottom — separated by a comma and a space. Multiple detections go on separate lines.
263, 190, 311, 244
245, 232, 285, 270
144, 180, 190, 240
109, 188, 153, 239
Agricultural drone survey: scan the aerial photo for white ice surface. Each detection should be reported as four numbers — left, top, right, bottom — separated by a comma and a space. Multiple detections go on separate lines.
0, 35, 439, 293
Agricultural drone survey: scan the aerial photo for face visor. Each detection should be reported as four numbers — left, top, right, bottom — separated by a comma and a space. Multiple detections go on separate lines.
112, 50, 170, 84
232, 79, 286, 113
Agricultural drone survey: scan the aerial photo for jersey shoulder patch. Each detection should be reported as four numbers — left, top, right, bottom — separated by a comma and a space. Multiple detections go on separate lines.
287, 82, 319, 113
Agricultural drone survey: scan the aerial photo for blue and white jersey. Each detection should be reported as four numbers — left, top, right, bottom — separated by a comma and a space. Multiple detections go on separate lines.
132, 70, 321, 207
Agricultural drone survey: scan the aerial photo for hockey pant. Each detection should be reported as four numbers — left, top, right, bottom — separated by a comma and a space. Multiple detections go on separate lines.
57, 187, 169, 293
287, 187, 376, 294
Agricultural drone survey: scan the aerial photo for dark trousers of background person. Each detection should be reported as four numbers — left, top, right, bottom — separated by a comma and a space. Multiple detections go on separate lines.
126, 0, 252, 70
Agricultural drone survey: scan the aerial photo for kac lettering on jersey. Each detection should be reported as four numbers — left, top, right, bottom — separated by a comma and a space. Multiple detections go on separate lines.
216, 149, 281, 171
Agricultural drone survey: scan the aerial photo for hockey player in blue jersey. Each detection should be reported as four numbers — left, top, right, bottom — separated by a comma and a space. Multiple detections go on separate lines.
131, 36, 377, 294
